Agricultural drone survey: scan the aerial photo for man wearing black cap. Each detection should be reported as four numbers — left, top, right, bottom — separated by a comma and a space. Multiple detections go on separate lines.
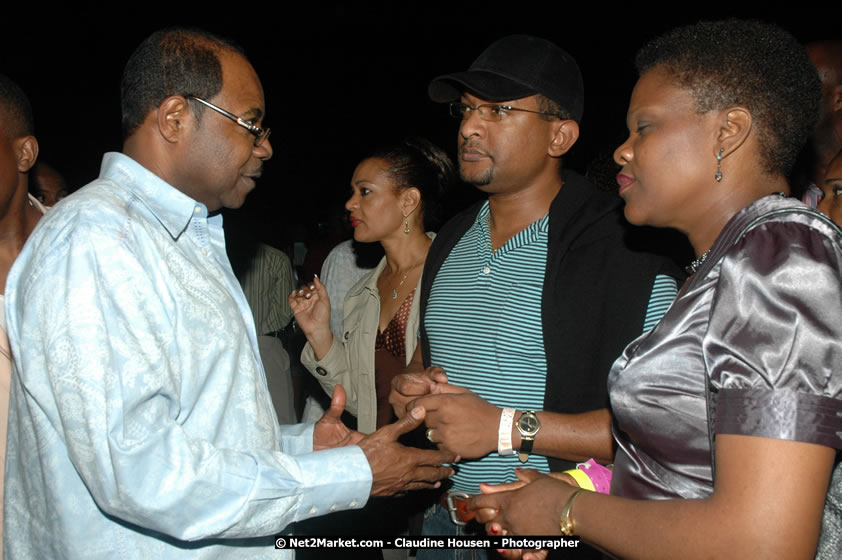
390, 35, 681, 551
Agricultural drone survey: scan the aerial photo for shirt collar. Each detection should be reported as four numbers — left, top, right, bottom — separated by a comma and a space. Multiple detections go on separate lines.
99, 152, 208, 239
474, 200, 550, 250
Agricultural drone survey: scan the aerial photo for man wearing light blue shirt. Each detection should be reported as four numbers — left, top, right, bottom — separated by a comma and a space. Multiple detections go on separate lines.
3, 29, 453, 559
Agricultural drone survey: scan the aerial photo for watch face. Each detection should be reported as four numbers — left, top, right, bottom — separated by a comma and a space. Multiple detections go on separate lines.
517, 412, 540, 437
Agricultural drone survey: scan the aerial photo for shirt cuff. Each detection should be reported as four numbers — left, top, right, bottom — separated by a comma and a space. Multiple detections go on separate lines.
292, 445, 372, 520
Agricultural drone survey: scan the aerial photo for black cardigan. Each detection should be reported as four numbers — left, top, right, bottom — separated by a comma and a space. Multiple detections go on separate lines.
420, 170, 684, 471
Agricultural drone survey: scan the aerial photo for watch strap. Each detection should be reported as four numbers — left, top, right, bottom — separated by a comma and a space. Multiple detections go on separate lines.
518, 436, 534, 462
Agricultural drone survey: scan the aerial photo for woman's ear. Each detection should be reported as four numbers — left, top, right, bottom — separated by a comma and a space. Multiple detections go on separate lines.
716, 106, 752, 159
400, 187, 421, 217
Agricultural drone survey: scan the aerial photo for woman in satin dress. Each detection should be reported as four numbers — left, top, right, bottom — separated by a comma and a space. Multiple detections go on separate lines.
470, 20, 842, 560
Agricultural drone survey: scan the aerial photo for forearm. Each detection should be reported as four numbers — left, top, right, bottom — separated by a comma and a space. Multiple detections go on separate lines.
573, 491, 809, 559
304, 326, 334, 361
570, 436, 834, 559
514, 409, 614, 464
110, 429, 372, 540
301, 338, 364, 420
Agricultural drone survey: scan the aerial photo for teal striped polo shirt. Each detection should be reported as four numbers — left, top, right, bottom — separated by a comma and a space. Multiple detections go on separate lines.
426, 201, 677, 493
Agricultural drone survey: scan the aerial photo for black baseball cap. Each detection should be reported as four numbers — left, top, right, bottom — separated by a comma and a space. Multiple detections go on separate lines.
428, 35, 584, 122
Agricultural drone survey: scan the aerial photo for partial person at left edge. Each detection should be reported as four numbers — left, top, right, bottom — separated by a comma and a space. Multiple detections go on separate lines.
3, 28, 455, 560
0, 73, 48, 560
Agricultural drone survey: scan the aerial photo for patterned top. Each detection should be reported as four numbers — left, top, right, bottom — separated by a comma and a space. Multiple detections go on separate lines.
375, 289, 416, 357
374, 289, 416, 427
4, 153, 372, 559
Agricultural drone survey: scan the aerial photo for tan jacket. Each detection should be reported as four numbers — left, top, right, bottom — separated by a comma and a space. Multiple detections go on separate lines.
301, 255, 422, 434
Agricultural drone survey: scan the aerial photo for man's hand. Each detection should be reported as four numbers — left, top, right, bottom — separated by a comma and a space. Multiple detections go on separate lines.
359, 406, 458, 496
410, 391, 499, 458
313, 385, 363, 450
389, 366, 452, 418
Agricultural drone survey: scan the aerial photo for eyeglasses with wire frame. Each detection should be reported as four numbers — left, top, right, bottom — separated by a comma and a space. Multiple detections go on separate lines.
187, 96, 271, 146
448, 102, 559, 122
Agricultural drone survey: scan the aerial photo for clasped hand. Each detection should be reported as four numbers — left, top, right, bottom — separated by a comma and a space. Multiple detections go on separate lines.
314, 385, 457, 497
467, 470, 578, 560
390, 368, 503, 458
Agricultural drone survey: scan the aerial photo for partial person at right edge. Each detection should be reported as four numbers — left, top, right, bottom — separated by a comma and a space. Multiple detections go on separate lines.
795, 40, 841, 206
818, 149, 842, 226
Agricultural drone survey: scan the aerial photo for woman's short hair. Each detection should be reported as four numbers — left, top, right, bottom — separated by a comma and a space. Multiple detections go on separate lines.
636, 19, 820, 176
369, 137, 456, 231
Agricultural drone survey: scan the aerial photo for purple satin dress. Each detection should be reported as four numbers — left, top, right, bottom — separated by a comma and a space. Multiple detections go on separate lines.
609, 195, 842, 502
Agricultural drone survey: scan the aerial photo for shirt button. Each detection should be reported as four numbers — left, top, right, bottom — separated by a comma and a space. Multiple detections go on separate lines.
315, 367, 328, 376
309, 507, 318, 514
349, 501, 357, 507
193, 206, 201, 214
329, 505, 338, 512
482, 266, 491, 274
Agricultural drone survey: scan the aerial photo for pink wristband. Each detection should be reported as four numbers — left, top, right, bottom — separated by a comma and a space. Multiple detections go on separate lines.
576, 459, 612, 494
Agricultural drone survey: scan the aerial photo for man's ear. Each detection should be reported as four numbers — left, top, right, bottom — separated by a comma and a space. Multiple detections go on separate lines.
157, 95, 192, 143
15, 136, 39, 173
716, 106, 752, 159
548, 120, 579, 157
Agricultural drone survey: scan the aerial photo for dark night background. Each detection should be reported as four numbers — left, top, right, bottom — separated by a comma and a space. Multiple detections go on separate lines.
1, 4, 837, 255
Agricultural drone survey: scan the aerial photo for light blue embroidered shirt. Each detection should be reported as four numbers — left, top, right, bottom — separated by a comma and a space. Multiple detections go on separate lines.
4, 153, 372, 559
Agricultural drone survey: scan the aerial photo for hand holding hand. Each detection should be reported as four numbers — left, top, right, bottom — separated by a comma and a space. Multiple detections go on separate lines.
412, 391, 499, 458
389, 366, 451, 418
313, 385, 363, 450
359, 406, 458, 496
470, 469, 577, 536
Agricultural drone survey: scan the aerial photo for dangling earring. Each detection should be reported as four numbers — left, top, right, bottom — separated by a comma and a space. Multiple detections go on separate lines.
715, 147, 724, 182
404, 215, 410, 234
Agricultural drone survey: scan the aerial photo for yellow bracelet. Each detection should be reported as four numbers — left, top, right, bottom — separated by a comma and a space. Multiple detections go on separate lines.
559, 488, 586, 536
562, 468, 595, 492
